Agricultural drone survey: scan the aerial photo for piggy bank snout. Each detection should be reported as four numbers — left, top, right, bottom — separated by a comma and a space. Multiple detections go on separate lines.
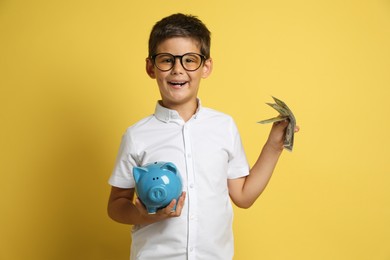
148, 186, 168, 203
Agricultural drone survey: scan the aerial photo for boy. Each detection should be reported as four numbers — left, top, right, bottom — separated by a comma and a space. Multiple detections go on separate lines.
108, 13, 298, 260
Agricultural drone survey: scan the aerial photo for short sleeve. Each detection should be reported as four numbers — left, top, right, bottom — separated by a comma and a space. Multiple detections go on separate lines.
227, 120, 250, 179
108, 129, 138, 188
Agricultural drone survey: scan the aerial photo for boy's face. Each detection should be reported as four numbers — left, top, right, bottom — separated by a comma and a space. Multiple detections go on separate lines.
146, 37, 212, 110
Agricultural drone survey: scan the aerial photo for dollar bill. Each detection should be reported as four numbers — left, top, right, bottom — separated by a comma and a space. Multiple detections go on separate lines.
258, 96, 296, 152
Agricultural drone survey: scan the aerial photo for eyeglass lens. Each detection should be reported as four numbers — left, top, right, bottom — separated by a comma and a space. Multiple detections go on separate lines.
154, 53, 204, 71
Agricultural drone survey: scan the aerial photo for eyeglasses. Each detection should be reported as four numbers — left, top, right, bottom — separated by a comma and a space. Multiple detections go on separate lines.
150, 53, 206, 72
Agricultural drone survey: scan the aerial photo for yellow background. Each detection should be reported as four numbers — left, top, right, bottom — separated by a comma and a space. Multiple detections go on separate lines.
1, 0, 389, 259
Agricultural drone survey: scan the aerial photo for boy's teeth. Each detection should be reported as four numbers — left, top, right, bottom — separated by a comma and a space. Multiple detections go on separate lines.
171, 82, 185, 86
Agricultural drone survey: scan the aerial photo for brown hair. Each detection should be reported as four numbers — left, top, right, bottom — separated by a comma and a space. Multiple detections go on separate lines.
148, 13, 211, 59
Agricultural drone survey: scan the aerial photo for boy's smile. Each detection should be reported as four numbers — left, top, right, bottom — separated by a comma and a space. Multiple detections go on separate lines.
169, 81, 186, 87
168, 80, 188, 89
146, 37, 212, 114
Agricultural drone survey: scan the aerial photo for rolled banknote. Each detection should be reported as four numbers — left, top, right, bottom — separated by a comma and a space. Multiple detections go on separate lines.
258, 96, 296, 151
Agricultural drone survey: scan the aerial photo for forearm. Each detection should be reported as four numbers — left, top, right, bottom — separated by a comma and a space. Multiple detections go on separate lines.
107, 187, 158, 225
107, 197, 144, 225
230, 142, 283, 208
246, 143, 283, 200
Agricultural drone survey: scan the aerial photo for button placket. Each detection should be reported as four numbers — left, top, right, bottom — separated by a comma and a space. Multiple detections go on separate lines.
182, 123, 197, 259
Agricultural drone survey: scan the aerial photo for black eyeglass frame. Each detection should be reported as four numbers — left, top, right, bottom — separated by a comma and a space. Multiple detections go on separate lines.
150, 52, 207, 72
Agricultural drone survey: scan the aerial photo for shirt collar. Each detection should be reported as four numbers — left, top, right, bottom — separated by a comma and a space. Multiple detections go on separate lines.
154, 99, 202, 123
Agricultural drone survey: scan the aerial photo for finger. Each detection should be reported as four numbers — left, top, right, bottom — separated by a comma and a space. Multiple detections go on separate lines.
179, 191, 187, 201
164, 199, 177, 214
164, 192, 187, 217
273, 120, 289, 129
294, 125, 300, 132
174, 192, 186, 215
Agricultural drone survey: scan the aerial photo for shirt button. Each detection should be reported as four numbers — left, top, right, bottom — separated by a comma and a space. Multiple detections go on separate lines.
189, 183, 194, 188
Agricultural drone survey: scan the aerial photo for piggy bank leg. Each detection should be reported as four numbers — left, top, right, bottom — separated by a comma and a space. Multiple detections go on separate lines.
147, 207, 157, 214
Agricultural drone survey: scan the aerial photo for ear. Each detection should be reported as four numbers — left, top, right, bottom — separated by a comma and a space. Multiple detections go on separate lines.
161, 162, 178, 175
201, 58, 213, 79
146, 58, 156, 79
133, 167, 148, 182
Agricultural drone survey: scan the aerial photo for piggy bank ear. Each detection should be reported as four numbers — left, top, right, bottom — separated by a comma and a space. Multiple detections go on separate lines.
133, 167, 148, 182
161, 162, 178, 175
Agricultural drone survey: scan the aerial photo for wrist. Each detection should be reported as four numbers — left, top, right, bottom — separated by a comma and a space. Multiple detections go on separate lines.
264, 140, 284, 154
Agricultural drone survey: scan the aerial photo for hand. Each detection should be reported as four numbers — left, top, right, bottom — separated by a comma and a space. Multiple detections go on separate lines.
266, 120, 300, 151
134, 191, 187, 223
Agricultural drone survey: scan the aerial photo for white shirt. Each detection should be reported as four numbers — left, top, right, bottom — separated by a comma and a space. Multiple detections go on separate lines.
109, 101, 250, 260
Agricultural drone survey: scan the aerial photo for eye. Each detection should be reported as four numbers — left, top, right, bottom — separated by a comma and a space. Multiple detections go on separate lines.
156, 54, 174, 64
185, 57, 195, 63
184, 55, 198, 63
183, 54, 201, 64
162, 58, 173, 63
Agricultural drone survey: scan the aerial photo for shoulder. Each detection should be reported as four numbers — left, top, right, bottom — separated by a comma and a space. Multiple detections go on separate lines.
118, 115, 157, 144
124, 114, 155, 133
200, 107, 236, 125
197, 107, 241, 136
201, 106, 232, 119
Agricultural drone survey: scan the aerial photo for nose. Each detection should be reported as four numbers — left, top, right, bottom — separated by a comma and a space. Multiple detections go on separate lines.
171, 57, 185, 74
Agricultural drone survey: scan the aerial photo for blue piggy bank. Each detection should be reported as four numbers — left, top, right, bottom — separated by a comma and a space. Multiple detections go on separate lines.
133, 161, 182, 214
